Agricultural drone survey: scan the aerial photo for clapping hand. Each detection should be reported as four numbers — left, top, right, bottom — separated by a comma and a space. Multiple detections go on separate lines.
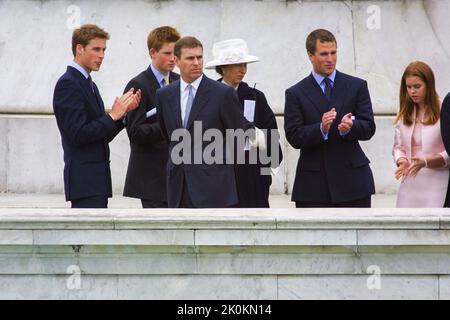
109, 88, 142, 121
338, 113, 353, 135
321, 108, 337, 133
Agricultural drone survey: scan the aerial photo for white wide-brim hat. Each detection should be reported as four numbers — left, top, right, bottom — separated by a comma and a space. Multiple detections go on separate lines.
205, 39, 260, 69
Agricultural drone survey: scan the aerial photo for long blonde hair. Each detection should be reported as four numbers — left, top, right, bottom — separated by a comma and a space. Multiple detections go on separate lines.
395, 61, 440, 126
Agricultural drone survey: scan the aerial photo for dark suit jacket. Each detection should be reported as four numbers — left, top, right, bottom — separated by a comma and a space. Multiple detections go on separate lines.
440, 92, 450, 207
284, 70, 376, 204
233, 80, 283, 208
53, 66, 124, 201
156, 75, 247, 208
123, 66, 179, 201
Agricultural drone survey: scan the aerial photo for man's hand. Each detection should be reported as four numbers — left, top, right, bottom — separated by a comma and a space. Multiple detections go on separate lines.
109, 88, 141, 121
125, 88, 141, 112
321, 108, 337, 134
338, 113, 353, 135
395, 157, 410, 180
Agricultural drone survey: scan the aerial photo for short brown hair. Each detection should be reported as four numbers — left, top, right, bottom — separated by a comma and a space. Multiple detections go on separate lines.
147, 26, 181, 51
174, 36, 203, 59
72, 24, 110, 57
396, 61, 441, 126
306, 29, 337, 54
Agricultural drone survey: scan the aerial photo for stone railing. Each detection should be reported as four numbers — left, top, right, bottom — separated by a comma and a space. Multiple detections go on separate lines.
0, 208, 449, 299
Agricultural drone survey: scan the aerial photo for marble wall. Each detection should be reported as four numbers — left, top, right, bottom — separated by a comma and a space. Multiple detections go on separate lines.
0, 0, 448, 195
0, 0, 449, 115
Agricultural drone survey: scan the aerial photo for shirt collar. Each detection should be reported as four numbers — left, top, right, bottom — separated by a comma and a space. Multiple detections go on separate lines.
312, 69, 336, 86
150, 63, 167, 85
69, 61, 90, 79
180, 74, 204, 92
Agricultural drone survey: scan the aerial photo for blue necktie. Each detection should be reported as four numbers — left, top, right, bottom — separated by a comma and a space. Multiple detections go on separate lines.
183, 85, 194, 128
324, 77, 332, 101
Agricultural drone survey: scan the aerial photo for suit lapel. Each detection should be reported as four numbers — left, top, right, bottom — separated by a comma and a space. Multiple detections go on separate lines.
169, 71, 180, 83
67, 67, 103, 116
145, 66, 162, 96
301, 74, 331, 115
81, 77, 103, 116
186, 76, 210, 130
330, 70, 348, 115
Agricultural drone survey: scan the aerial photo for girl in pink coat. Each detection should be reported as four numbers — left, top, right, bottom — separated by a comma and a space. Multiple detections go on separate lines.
393, 61, 449, 207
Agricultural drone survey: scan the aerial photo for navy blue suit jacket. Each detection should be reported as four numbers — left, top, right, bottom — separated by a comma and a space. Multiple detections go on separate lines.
123, 67, 179, 201
440, 92, 450, 207
284, 70, 376, 203
53, 66, 124, 201
156, 75, 247, 208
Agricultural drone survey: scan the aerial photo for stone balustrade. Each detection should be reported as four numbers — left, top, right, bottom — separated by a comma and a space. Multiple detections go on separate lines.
1, 208, 450, 299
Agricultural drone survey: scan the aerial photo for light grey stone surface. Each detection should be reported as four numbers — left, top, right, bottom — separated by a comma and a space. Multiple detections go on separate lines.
0, 230, 33, 245
358, 229, 450, 246
439, 276, 450, 300
1, 208, 450, 299
33, 229, 194, 246
278, 275, 439, 300
7, 116, 64, 193
0, 275, 118, 299
117, 275, 277, 300
0, 117, 7, 193
195, 229, 357, 246
196, 253, 360, 275
1, 1, 449, 115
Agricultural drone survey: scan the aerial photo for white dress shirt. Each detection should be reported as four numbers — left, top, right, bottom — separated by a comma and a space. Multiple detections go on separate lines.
179, 74, 203, 125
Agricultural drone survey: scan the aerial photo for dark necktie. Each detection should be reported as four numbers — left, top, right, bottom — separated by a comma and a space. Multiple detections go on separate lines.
324, 77, 332, 101
87, 75, 95, 94
88, 75, 102, 111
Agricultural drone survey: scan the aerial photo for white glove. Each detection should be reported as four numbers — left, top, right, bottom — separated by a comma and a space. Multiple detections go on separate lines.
249, 127, 266, 151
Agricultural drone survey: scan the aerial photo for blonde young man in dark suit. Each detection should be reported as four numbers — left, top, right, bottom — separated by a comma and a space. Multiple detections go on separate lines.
123, 26, 181, 208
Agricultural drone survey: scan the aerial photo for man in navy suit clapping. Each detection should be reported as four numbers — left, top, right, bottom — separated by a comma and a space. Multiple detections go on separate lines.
53, 24, 141, 208
284, 29, 376, 208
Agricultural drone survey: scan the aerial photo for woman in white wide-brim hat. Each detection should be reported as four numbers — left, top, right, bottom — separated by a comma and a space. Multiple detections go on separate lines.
206, 39, 283, 208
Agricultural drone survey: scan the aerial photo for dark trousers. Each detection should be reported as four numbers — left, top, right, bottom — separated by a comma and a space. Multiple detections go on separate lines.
141, 199, 168, 208
71, 196, 108, 208
296, 196, 371, 208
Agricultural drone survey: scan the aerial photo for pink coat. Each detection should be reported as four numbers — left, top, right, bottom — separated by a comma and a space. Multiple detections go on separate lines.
393, 109, 449, 207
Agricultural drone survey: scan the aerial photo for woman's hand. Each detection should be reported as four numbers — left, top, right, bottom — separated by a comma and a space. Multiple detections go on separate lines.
395, 157, 410, 180
408, 157, 427, 177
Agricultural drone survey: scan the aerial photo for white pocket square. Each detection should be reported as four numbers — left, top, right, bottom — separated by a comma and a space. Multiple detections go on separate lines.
146, 108, 157, 118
